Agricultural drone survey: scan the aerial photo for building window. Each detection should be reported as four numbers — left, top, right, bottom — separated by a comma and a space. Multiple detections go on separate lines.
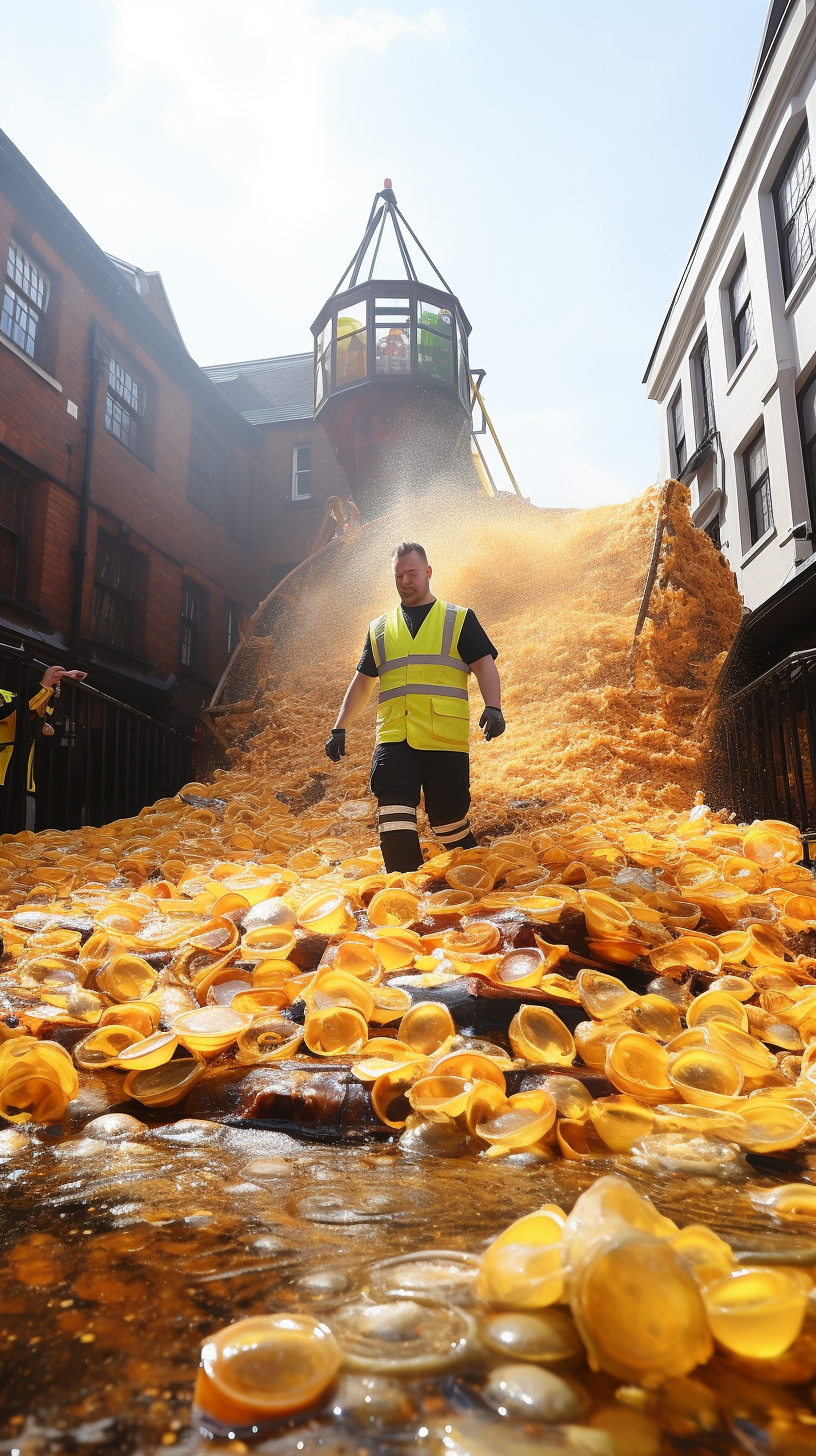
225, 599, 241, 657
704, 515, 721, 551
694, 332, 716, 437
729, 255, 755, 367
744, 431, 773, 545
105, 353, 145, 454
292, 444, 311, 500
798, 369, 816, 524
1, 241, 49, 361
179, 578, 208, 673
776, 128, 816, 295
0, 463, 29, 601
89, 532, 138, 651
188, 429, 222, 521
670, 388, 686, 474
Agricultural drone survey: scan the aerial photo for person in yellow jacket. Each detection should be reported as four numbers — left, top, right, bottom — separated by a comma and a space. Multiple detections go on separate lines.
325, 541, 504, 871
0, 664, 87, 798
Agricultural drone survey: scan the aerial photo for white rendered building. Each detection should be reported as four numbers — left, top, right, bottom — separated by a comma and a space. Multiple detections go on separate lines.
644, 0, 816, 612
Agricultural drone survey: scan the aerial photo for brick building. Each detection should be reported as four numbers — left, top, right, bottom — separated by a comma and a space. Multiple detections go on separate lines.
203, 353, 354, 583
0, 128, 350, 731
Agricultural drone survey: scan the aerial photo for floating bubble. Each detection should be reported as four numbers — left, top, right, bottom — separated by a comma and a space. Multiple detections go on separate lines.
330, 1297, 472, 1374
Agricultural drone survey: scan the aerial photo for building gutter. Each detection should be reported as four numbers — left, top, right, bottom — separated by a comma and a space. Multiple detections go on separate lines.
642, 0, 799, 387
71, 325, 104, 650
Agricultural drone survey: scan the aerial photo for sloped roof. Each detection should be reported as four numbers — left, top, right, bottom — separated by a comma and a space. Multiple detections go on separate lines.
203, 352, 313, 425
0, 129, 254, 444
750, 0, 795, 97
106, 255, 187, 348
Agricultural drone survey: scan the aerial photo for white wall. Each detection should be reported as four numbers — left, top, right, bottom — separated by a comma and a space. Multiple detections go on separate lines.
647, 0, 816, 611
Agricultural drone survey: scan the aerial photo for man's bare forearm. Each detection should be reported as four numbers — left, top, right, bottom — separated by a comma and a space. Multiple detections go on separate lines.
471, 654, 501, 708
334, 672, 378, 729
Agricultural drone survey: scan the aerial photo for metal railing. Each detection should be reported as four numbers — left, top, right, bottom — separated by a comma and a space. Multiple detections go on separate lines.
0, 643, 196, 835
707, 649, 816, 848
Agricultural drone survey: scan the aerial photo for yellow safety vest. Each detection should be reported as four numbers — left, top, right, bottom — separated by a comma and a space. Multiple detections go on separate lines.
369, 598, 471, 752
0, 686, 53, 790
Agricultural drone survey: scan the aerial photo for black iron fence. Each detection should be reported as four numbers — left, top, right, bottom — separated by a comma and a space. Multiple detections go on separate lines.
0, 643, 196, 836
708, 649, 816, 849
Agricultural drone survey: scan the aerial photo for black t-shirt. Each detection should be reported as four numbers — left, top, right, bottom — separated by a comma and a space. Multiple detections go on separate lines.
356, 601, 497, 678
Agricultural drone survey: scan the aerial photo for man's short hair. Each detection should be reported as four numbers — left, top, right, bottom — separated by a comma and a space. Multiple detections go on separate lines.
392, 541, 428, 564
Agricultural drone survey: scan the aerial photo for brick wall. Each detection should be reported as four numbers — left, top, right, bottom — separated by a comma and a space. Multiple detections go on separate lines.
0, 192, 273, 728
253, 421, 354, 579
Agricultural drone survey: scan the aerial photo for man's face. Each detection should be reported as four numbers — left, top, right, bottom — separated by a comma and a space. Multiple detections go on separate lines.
393, 551, 432, 605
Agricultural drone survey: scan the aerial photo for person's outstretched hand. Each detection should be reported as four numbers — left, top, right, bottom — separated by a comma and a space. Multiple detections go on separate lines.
40, 666, 87, 689
479, 707, 505, 741
325, 728, 346, 762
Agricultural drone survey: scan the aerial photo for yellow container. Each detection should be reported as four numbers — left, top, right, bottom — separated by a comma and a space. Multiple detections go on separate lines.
371, 1062, 424, 1128
368, 984, 413, 1024
297, 890, 355, 935
304, 1005, 368, 1056
667, 1047, 743, 1108
477, 1207, 565, 1308
508, 1006, 575, 1066
74, 1024, 145, 1070
577, 970, 637, 1020
423, 889, 476, 918
580, 891, 632, 938
123, 1056, 205, 1107
649, 935, 722, 978
116, 1030, 179, 1071
174, 1007, 253, 1058
573, 1019, 629, 1068
230, 987, 291, 1018
371, 928, 424, 971
98, 1001, 159, 1037
309, 969, 376, 1021
399, 1001, 456, 1056
95, 954, 158, 1002
331, 939, 382, 981
704, 1268, 808, 1358
235, 1017, 302, 1064
590, 1095, 655, 1152
194, 1312, 342, 1426
445, 864, 494, 894
409, 1074, 471, 1119
240, 927, 296, 962
366, 887, 423, 927
442, 922, 500, 955
432, 1049, 506, 1089
605, 1031, 674, 1104
491, 948, 546, 990
686, 989, 749, 1033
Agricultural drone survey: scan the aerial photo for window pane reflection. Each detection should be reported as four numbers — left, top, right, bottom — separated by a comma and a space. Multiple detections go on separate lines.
336, 315, 367, 386
418, 302, 454, 385
419, 302, 452, 335
376, 323, 410, 374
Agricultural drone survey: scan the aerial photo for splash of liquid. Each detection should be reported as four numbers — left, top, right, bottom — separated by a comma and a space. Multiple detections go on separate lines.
231, 480, 742, 826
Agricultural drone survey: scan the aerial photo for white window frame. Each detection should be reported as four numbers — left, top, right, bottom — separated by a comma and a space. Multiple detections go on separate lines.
291, 444, 311, 501
1, 240, 50, 362
669, 385, 686, 476
105, 351, 146, 455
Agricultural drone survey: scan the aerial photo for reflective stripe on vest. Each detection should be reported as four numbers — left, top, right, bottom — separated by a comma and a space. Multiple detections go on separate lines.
0, 689, 16, 788
370, 599, 471, 751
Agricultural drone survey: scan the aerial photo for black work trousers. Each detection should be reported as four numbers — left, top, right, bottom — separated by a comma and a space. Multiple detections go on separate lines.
370, 740, 478, 872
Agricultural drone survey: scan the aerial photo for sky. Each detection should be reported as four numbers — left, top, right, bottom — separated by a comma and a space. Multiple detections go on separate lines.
0, 0, 771, 508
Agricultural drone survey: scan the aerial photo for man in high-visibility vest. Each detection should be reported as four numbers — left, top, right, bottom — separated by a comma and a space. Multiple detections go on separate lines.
0, 664, 87, 799
325, 541, 504, 871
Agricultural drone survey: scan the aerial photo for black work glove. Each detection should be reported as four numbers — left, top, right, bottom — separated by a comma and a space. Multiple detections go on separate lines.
325, 728, 346, 762
479, 706, 505, 741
